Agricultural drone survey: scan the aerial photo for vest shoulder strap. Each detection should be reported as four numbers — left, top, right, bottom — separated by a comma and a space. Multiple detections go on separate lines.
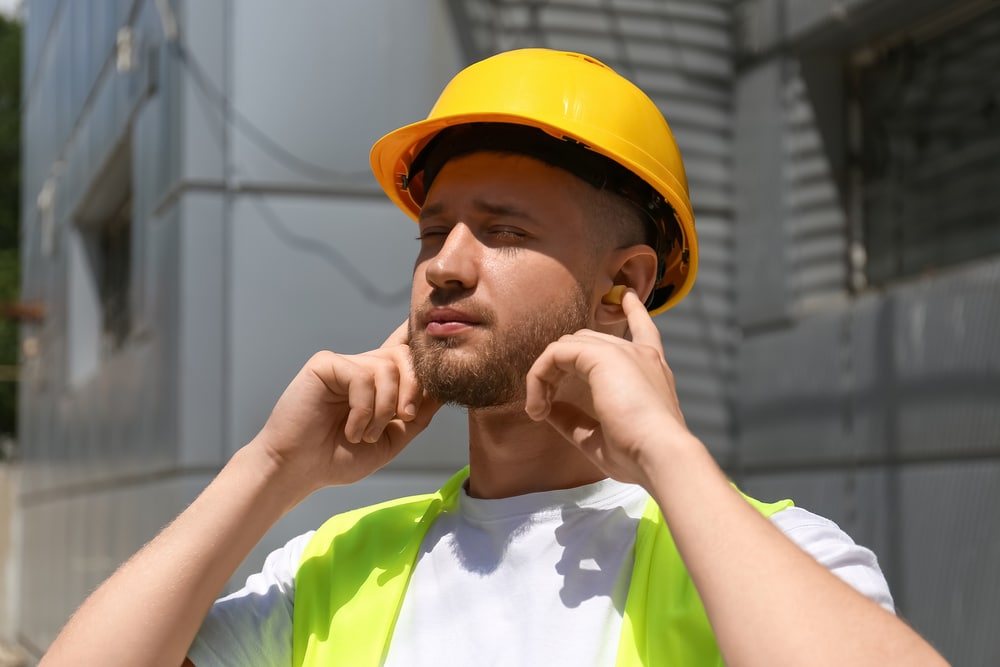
616, 489, 792, 666
292, 468, 468, 666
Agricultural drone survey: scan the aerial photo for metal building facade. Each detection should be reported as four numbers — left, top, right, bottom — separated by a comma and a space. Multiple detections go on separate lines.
733, 2, 1000, 664
15, 0, 468, 654
11, 0, 998, 664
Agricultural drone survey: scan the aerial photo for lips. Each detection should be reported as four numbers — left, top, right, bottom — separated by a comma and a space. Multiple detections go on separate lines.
420, 306, 485, 337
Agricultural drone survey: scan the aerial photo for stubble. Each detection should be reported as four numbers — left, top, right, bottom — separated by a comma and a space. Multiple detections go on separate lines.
409, 285, 592, 409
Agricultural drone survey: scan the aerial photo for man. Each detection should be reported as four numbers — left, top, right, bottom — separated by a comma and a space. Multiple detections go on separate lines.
41, 49, 946, 666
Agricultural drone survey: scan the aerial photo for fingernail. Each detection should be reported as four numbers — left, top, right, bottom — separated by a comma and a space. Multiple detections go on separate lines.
402, 403, 417, 419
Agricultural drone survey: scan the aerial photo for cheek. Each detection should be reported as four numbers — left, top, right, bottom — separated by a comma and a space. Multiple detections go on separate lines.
491, 256, 586, 309
519, 251, 593, 289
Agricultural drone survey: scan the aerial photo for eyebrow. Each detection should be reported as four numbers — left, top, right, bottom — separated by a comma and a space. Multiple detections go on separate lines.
473, 199, 536, 222
418, 198, 537, 223
418, 202, 446, 223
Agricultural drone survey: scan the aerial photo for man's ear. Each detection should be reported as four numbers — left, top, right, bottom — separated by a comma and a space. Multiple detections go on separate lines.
594, 244, 658, 325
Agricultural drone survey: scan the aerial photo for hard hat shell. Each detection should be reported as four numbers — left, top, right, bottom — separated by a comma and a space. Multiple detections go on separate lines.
369, 48, 697, 314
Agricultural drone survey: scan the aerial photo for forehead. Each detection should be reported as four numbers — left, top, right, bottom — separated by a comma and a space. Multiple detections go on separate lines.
420, 152, 595, 227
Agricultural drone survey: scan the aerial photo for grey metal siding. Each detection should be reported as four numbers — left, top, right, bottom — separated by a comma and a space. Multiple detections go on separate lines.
16, 0, 468, 651
734, 2, 1000, 662
783, 59, 849, 309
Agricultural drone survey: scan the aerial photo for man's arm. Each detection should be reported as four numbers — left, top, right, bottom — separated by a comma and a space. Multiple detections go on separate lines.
525, 289, 948, 667
40, 324, 439, 667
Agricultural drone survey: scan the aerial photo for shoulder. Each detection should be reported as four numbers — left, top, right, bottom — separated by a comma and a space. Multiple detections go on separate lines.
769, 506, 895, 612
217, 530, 315, 607
186, 531, 316, 666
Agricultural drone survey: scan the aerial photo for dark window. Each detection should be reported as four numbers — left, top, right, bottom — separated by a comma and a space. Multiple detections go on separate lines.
72, 136, 133, 381
850, 6, 1000, 285
97, 197, 132, 355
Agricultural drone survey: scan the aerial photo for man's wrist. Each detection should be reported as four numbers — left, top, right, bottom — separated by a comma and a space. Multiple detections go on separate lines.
227, 440, 316, 517
635, 428, 722, 505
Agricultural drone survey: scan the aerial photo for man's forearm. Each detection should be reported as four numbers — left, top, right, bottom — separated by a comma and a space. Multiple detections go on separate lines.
40, 442, 306, 667
39, 333, 435, 666
643, 432, 948, 667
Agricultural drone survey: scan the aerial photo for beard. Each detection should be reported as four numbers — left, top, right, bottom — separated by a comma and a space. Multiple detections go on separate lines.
409, 285, 592, 409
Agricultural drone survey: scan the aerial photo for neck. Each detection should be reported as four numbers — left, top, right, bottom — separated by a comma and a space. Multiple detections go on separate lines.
464, 403, 606, 499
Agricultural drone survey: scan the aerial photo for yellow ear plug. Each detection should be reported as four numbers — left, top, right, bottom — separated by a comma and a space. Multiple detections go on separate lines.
601, 285, 627, 305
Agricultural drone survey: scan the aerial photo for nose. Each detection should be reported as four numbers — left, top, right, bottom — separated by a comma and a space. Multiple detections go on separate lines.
424, 223, 480, 292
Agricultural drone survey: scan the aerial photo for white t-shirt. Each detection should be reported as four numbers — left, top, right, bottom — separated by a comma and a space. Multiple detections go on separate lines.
187, 478, 894, 666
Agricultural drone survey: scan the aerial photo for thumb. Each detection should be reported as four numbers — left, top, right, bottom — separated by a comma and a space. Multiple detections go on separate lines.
382, 393, 443, 452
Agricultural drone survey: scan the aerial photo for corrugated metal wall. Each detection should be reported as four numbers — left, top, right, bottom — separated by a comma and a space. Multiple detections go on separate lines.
734, 1, 1000, 664
450, 0, 741, 459
783, 59, 849, 309
18, 1, 185, 651
16, 0, 467, 654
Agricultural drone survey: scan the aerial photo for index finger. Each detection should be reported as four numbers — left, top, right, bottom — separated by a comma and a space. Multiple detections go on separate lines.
380, 319, 410, 349
378, 319, 422, 421
622, 289, 664, 352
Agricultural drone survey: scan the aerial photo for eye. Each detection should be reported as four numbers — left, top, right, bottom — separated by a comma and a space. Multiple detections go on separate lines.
488, 226, 527, 242
416, 226, 450, 242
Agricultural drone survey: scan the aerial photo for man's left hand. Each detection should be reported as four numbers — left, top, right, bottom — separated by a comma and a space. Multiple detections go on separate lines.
524, 288, 688, 489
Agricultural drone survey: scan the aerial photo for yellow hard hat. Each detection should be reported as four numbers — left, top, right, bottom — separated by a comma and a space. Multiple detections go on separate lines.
370, 48, 697, 314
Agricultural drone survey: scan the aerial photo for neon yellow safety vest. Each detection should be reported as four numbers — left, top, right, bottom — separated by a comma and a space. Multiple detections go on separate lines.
292, 467, 791, 666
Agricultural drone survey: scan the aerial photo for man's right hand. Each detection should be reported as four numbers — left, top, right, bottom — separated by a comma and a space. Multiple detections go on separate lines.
251, 321, 442, 496
39, 321, 442, 667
